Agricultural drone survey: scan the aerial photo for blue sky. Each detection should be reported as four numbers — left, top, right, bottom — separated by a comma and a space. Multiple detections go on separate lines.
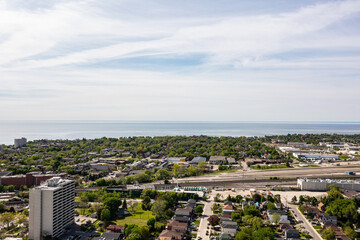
0, 0, 359, 121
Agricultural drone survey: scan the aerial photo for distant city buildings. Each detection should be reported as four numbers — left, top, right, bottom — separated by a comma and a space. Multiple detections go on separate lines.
293, 153, 338, 161
14, 137, 27, 148
0, 172, 67, 187
29, 177, 75, 240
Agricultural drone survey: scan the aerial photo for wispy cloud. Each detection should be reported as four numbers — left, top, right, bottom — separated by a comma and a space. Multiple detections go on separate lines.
0, 0, 359, 121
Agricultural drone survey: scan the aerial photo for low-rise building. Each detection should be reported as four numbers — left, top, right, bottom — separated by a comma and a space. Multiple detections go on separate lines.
267, 210, 288, 223
166, 220, 188, 233
298, 178, 360, 191
317, 213, 337, 226
14, 137, 27, 148
189, 157, 206, 165
209, 156, 226, 165
0, 172, 67, 187
159, 230, 184, 240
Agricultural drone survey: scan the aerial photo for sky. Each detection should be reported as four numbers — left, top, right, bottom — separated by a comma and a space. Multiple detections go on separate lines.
0, 0, 360, 122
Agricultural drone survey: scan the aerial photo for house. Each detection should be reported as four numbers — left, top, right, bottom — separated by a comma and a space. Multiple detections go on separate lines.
317, 213, 337, 226
186, 199, 197, 209
267, 210, 288, 223
261, 201, 269, 210
219, 233, 232, 240
174, 206, 192, 222
279, 223, 293, 232
302, 205, 320, 217
150, 153, 161, 159
275, 203, 283, 210
159, 230, 184, 240
221, 220, 237, 229
285, 229, 300, 239
209, 156, 227, 165
223, 204, 235, 214
107, 225, 125, 234
189, 157, 206, 165
323, 222, 351, 240
175, 207, 193, 217
220, 213, 232, 222
221, 219, 238, 237
167, 157, 187, 163
317, 202, 326, 211
174, 215, 190, 223
92, 231, 121, 240
227, 158, 236, 164
342, 190, 360, 199
166, 220, 188, 233
222, 227, 237, 237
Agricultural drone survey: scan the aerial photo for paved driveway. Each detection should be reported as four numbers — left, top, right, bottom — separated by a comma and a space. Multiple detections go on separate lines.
288, 204, 323, 240
197, 201, 212, 240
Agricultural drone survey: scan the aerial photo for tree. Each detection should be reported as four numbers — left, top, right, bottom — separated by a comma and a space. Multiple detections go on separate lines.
274, 194, 281, 203
235, 195, 243, 203
147, 218, 156, 231
344, 226, 357, 240
267, 202, 276, 210
151, 199, 168, 219
0, 202, 6, 213
142, 196, 152, 210
129, 202, 140, 213
100, 208, 111, 222
253, 193, 261, 203
197, 161, 207, 173
0, 212, 15, 228
235, 230, 252, 240
235, 227, 274, 240
17, 214, 28, 230
195, 205, 204, 215
242, 215, 262, 229
291, 196, 297, 203
231, 211, 242, 222
327, 185, 343, 200
214, 193, 221, 202
272, 213, 281, 224
155, 169, 171, 180
299, 195, 305, 205
207, 215, 220, 226
103, 197, 122, 217
326, 198, 358, 222
322, 229, 336, 240
122, 199, 127, 209
243, 205, 260, 216
253, 227, 275, 240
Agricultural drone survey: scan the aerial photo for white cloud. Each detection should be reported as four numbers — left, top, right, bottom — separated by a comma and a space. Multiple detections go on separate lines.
0, 0, 359, 121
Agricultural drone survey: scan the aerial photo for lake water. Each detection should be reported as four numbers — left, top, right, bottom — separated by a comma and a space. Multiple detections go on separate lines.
0, 121, 359, 145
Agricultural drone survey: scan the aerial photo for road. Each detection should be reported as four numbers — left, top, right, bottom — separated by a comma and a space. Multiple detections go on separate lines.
197, 201, 212, 240
178, 165, 360, 183
288, 204, 323, 240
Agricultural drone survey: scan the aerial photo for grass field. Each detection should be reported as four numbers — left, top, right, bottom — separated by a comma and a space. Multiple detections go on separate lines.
115, 210, 154, 227
251, 164, 291, 170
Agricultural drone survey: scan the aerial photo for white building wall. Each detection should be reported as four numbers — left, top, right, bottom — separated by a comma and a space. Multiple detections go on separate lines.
42, 190, 54, 237
298, 178, 360, 191
29, 178, 75, 240
29, 188, 42, 240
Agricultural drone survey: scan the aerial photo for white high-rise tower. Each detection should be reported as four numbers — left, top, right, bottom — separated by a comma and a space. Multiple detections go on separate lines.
29, 177, 75, 240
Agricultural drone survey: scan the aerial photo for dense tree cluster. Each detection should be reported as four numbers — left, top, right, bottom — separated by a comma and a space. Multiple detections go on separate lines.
263, 133, 360, 145
0, 136, 283, 177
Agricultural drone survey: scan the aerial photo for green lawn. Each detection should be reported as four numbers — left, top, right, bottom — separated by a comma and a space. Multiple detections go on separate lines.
251, 164, 292, 170
115, 210, 154, 227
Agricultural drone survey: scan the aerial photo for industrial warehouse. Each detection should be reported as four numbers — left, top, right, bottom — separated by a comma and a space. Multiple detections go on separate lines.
297, 178, 360, 191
